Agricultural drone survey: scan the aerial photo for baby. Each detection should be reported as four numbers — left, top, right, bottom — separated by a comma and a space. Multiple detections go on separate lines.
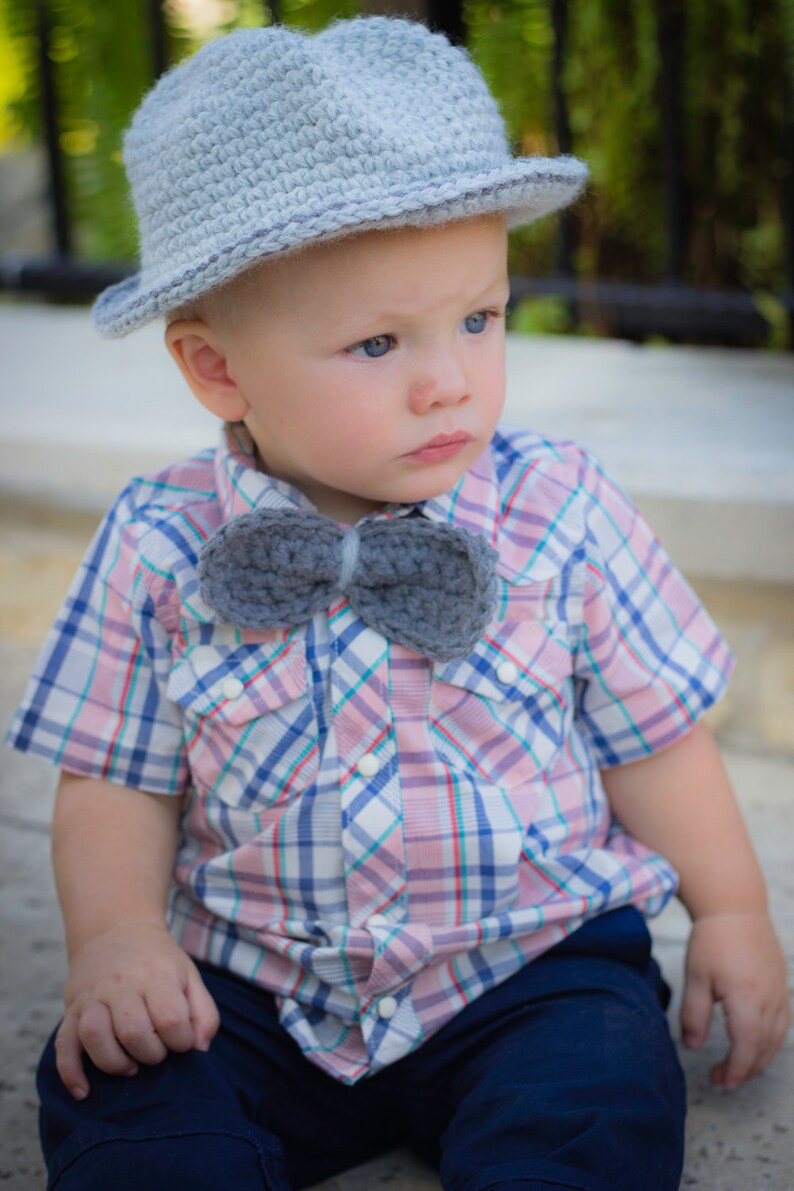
7, 17, 789, 1191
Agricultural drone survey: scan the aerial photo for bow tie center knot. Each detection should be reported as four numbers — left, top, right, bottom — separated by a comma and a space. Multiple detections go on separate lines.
338, 526, 361, 592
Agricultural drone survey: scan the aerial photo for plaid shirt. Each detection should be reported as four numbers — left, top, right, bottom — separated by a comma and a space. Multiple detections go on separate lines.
8, 423, 733, 1083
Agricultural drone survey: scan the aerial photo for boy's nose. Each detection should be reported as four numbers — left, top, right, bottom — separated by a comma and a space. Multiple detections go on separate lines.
408, 350, 470, 415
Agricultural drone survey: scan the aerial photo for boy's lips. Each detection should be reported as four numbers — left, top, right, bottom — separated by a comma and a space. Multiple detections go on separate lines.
404, 433, 472, 462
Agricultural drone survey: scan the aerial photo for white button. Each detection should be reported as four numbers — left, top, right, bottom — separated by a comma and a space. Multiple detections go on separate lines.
221, 677, 245, 700
367, 914, 389, 928
357, 753, 381, 777
496, 661, 519, 685
376, 995, 398, 1020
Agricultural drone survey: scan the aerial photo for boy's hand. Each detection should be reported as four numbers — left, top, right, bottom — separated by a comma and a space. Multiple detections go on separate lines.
681, 911, 791, 1090
56, 922, 220, 1100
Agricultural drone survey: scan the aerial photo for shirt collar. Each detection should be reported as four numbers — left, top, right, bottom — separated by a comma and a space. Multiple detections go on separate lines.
213, 422, 502, 546
214, 422, 316, 522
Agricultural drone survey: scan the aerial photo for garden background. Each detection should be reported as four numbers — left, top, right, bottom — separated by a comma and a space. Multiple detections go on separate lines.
1, 0, 792, 346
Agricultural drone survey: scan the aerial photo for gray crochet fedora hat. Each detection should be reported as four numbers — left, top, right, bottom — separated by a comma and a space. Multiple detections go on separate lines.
93, 15, 588, 338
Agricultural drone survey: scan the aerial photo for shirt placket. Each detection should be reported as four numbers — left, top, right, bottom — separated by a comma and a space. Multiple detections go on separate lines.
328, 599, 406, 924
327, 599, 436, 1039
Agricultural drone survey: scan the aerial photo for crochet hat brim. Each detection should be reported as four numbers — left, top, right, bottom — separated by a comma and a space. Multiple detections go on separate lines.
93, 155, 587, 338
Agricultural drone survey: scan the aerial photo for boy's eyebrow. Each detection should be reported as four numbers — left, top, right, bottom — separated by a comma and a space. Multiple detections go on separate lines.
475, 274, 512, 299
463, 283, 510, 310
330, 275, 511, 334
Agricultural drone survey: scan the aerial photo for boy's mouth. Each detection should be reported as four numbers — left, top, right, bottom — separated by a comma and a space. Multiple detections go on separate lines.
404, 433, 472, 462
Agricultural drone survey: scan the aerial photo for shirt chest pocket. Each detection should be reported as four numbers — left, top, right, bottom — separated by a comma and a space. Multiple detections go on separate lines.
166, 634, 319, 809
429, 595, 573, 788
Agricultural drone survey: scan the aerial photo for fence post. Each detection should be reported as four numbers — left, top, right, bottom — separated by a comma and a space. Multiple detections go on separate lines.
550, 0, 573, 273
426, 0, 465, 44
657, 0, 688, 284
149, 0, 168, 78
36, 1, 70, 258
550, 0, 578, 329
783, 70, 794, 344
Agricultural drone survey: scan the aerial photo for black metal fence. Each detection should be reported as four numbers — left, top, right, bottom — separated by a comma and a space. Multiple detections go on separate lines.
1, 0, 792, 347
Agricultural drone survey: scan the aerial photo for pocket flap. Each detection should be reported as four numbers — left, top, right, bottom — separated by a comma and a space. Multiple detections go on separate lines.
432, 616, 571, 707
167, 636, 307, 725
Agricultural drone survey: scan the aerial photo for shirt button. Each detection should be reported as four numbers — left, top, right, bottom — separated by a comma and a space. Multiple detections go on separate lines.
376, 995, 398, 1020
221, 677, 245, 700
367, 913, 389, 928
496, 661, 519, 685
357, 753, 381, 778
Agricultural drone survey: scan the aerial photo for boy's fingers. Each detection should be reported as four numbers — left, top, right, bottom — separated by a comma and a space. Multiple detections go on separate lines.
54, 1015, 89, 1099
709, 1057, 729, 1086
185, 967, 221, 1050
710, 995, 789, 1089
749, 1005, 791, 1082
112, 995, 169, 1065
771, 1004, 793, 1055
145, 985, 196, 1054
719, 1000, 761, 1089
76, 1001, 139, 1077
680, 975, 714, 1048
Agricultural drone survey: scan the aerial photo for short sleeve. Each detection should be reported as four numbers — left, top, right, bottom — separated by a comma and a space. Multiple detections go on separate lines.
5, 487, 189, 794
572, 451, 734, 769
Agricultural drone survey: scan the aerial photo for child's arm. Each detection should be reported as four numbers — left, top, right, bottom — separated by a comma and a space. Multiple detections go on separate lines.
52, 772, 220, 1100
601, 721, 790, 1090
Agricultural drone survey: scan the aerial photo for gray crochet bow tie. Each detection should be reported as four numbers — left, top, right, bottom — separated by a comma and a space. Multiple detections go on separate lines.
198, 509, 499, 661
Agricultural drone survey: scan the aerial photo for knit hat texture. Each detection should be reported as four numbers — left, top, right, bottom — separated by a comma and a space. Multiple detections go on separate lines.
94, 16, 589, 337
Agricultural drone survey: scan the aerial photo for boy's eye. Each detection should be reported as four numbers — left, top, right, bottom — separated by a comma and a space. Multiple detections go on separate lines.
347, 334, 393, 359
464, 311, 488, 334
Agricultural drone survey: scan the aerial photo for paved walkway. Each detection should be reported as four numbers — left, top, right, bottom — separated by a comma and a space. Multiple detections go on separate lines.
1, 307, 792, 1188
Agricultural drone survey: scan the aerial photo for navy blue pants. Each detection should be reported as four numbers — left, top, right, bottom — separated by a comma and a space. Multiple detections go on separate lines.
38, 908, 685, 1191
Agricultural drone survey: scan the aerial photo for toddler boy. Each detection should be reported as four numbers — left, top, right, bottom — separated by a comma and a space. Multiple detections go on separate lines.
7, 17, 789, 1191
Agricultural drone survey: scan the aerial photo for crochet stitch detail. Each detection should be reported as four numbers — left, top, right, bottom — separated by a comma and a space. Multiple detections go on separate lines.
92, 17, 589, 337
197, 509, 500, 662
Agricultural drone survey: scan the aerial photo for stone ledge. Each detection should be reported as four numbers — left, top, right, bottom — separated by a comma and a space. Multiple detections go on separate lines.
502, 335, 794, 584
2, 305, 793, 583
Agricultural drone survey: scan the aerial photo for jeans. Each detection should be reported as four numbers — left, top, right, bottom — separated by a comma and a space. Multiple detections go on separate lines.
37, 907, 686, 1190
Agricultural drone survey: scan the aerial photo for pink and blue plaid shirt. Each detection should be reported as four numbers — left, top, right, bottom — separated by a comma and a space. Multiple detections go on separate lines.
8, 422, 733, 1083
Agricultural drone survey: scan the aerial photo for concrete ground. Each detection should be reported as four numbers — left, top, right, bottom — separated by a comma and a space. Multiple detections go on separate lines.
1, 307, 793, 1188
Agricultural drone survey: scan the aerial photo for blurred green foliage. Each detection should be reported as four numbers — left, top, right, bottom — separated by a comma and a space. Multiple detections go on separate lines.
467, 0, 791, 300
0, 0, 791, 310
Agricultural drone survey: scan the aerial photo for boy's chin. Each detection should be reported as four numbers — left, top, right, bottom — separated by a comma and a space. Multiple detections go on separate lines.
398, 460, 480, 505
317, 455, 483, 519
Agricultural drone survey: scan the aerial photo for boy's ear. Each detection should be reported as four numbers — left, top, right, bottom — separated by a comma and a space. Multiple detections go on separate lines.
164, 319, 250, 422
